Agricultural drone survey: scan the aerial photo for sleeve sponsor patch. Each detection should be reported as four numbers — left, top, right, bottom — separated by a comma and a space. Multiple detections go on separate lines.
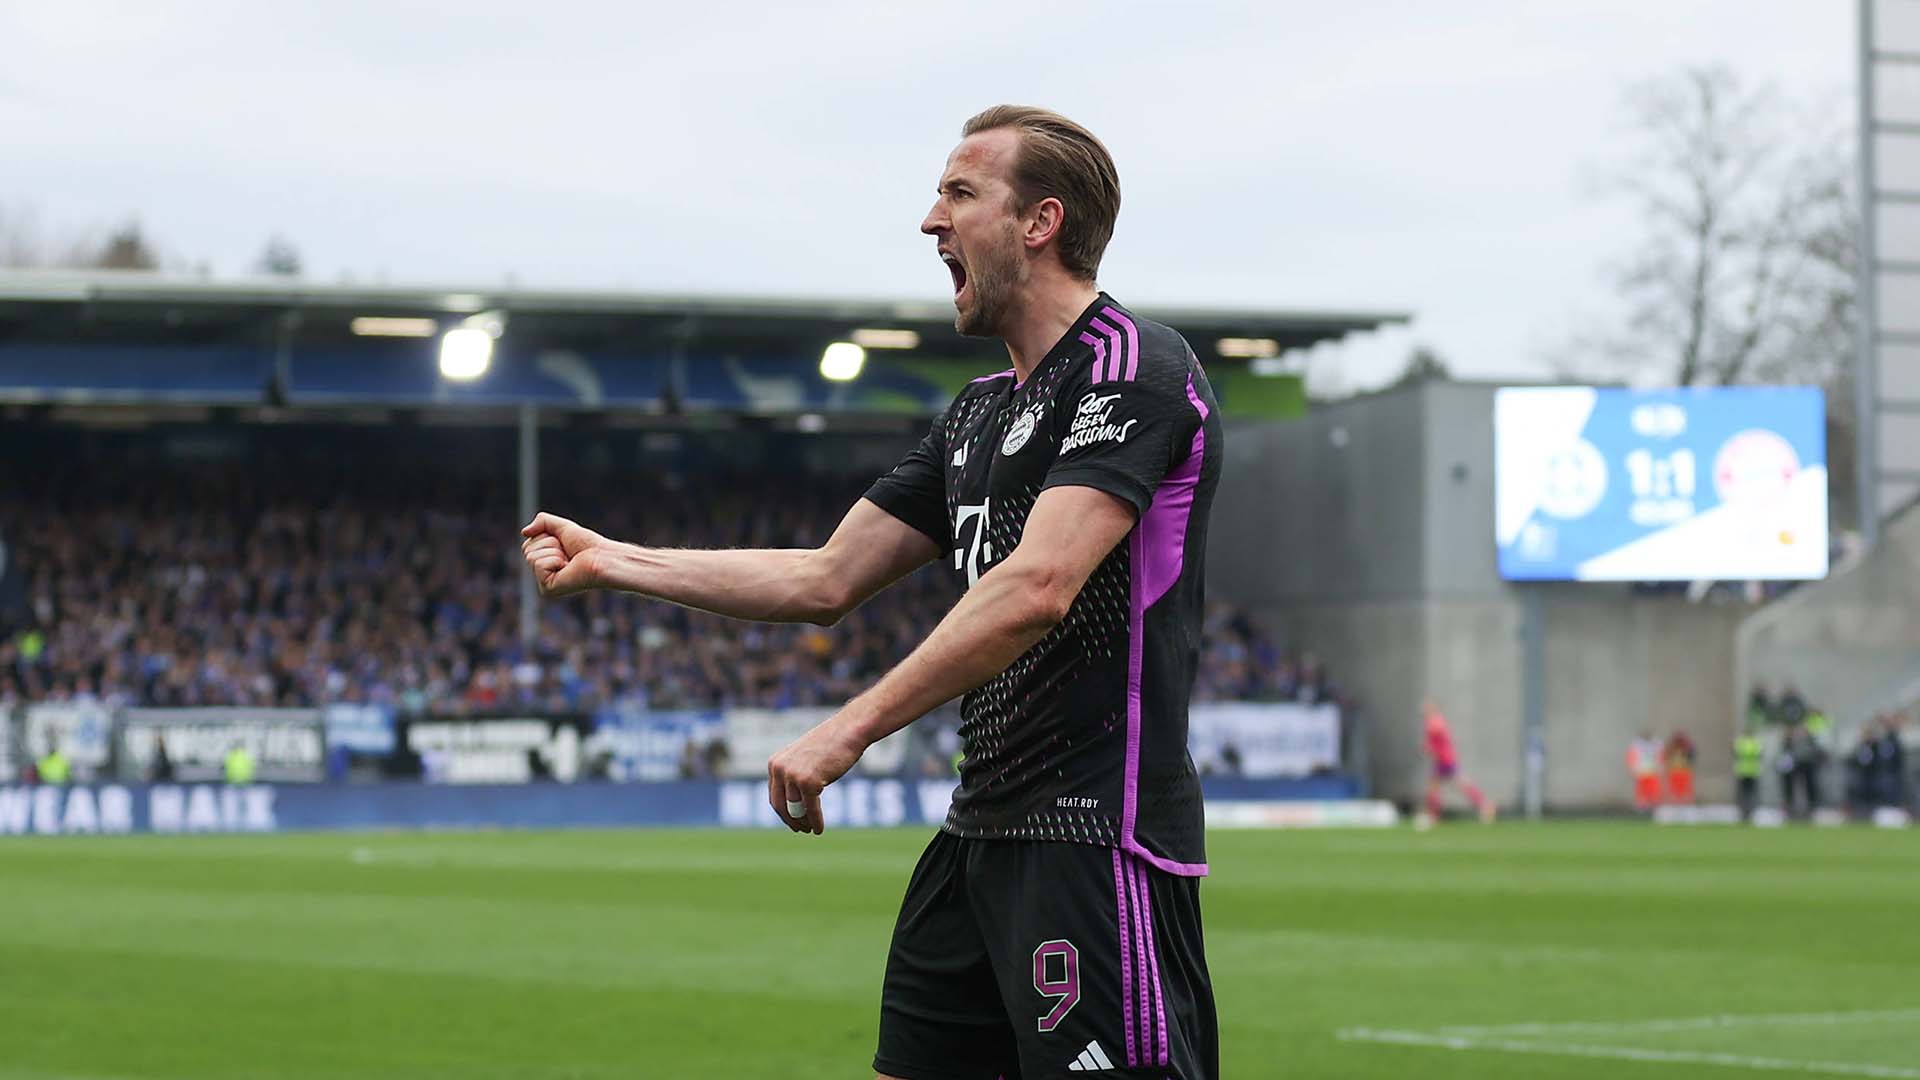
1061, 391, 1139, 453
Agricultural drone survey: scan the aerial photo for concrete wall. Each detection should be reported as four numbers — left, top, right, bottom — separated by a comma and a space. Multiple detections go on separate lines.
1421, 382, 1504, 597
1537, 588, 1743, 806
1208, 380, 1751, 811
1737, 500, 1920, 738
1211, 391, 1427, 606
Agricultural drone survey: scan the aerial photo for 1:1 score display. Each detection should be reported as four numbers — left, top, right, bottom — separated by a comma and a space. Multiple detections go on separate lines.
1624, 448, 1695, 525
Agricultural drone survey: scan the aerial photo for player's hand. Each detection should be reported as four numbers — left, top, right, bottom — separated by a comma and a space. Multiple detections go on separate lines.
767, 718, 867, 835
520, 512, 613, 599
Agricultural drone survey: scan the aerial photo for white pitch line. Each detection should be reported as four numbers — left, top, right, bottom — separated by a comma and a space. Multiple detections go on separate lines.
1337, 1027, 1920, 1079
1437, 1007, 1920, 1038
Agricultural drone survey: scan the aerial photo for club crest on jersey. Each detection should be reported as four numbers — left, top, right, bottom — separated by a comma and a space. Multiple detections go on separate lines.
1001, 406, 1042, 456
1062, 391, 1137, 453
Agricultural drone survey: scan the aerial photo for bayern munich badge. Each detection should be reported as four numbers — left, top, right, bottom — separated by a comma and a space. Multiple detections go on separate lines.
1001, 408, 1039, 456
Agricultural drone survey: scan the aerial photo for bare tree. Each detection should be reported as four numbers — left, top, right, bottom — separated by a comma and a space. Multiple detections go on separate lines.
0, 207, 177, 270
1562, 67, 1858, 523
255, 234, 302, 277
1572, 67, 1855, 391
93, 222, 161, 270
1387, 344, 1451, 390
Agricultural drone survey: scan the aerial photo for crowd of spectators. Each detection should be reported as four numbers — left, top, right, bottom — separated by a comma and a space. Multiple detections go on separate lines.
0, 445, 1328, 716
1195, 602, 1335, 704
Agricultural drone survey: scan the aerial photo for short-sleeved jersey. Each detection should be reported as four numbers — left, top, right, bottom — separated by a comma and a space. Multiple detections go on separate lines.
864, 293, 1222, 876
1424, 714, 1458, 768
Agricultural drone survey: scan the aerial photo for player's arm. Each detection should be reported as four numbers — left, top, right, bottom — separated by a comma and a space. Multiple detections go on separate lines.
526, 407, 953, 623
767, 484, 1134, 833
519, 498, 938, 626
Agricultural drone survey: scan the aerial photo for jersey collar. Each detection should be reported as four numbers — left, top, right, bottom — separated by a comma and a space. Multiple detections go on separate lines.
1017, 291, 1116, 391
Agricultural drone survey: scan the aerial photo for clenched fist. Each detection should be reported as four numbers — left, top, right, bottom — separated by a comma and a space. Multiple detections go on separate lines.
520, 512, 614, 599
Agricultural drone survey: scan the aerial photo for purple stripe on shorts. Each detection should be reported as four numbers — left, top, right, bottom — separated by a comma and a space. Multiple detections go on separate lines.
1099, 306, 1141, 381
1123, 856, 1153, 1060
1135, 858, 1170, 1066
1112, 848, 1136, 1066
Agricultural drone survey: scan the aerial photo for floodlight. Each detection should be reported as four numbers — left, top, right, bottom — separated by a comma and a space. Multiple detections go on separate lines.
851, 328, 919, 350
820, 342, 866, 382
351, 317, 437, 338
1216, 337, 1281, 359
439, 327, 493, 380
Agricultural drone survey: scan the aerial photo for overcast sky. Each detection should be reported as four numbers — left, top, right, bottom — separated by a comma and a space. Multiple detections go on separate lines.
1, 1, 1854, 391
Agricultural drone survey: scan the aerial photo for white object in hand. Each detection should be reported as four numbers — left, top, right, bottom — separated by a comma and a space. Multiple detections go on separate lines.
786, 799, 807, 820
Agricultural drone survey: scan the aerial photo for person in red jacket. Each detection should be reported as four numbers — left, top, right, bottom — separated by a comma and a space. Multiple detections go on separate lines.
1421, 700, 1494, 825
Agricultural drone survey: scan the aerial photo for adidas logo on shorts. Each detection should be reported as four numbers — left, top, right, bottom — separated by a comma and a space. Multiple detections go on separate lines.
1066, 1038, 1117, 1071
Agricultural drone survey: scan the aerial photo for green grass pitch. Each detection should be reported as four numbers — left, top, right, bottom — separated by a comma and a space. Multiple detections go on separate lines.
1, 823, 1915, 1078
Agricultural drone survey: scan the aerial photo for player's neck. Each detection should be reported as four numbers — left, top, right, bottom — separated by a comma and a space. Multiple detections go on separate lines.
998, 275, 1101, 382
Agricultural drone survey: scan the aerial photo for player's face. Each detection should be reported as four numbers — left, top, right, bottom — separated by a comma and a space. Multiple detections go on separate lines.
922, 129, 1029, 338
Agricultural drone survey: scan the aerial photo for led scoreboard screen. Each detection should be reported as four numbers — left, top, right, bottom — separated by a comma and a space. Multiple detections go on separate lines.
1494, 386, 1828, 582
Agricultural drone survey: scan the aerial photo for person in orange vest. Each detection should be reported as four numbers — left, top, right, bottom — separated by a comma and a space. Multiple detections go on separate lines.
1628, 730, 1663, 811
1663, 730, 1697, 805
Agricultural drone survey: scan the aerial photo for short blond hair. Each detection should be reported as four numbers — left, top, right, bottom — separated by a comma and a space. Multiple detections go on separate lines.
962, 105, 1120, 281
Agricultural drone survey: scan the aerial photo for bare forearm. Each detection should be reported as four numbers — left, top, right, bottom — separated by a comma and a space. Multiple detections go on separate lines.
594, 543, 841, 625
831, 564, 1064, 748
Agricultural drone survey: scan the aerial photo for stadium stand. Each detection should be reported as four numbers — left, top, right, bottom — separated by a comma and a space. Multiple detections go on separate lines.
0, 424, 1323, 715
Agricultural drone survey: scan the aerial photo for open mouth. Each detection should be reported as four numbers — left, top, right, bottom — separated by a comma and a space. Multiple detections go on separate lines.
942, 251, 968, 301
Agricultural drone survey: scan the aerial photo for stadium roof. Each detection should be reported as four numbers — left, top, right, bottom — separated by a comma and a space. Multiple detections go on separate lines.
0, 270, 1408, 355
0, 270, 1410, 416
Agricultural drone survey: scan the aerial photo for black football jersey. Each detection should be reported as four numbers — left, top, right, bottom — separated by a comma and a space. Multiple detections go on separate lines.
864, 293, 1222, 875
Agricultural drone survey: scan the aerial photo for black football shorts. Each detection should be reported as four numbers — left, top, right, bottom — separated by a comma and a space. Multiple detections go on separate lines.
873, 831, 1217, 1079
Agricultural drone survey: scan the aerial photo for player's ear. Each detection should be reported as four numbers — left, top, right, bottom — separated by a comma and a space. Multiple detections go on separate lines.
1024, 196, 1065, 252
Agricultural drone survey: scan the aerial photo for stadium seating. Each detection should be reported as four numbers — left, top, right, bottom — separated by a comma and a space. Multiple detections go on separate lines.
0, 452, 1327, 713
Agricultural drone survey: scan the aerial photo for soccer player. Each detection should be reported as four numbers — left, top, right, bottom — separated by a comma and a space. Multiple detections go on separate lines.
520, 105, 1222, 1079
1420, 700, 1494, 825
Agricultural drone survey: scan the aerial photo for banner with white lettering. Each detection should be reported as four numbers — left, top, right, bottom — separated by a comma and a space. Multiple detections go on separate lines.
24, 702, 114, 774
323, 703, 396, 755
0, 784, 273, 836
119, 709, 326, 783
722, 708, 911, 778
589, 708, 724, 782
1187, 703, 1342, 778
403, 715, 593, 784
0, 776, 1359, 835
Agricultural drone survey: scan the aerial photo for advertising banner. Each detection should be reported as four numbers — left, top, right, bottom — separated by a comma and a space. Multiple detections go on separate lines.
403, 715, 594, 784
589, 708, 725, 782
24, 702, 115, 774
118, 708, 326, 783
323, 703, 396, 755
12, 702, 1348, 789
0, 776, 1358, 836
1187, 703, 1342, 778
722, 708, 911, 778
